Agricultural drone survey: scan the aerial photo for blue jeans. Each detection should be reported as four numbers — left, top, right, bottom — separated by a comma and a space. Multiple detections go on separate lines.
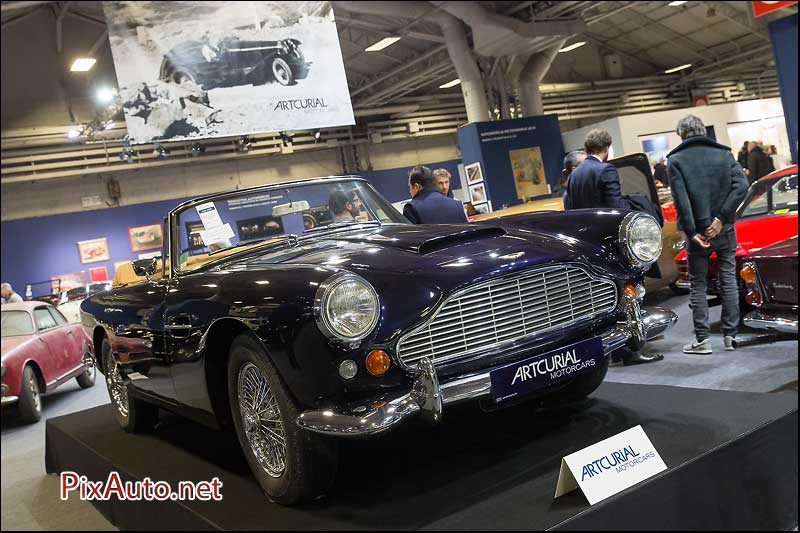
687, 225, 739, 340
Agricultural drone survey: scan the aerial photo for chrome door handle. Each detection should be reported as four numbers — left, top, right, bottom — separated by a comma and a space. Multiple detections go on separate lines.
66, 331, 73, 336
164, 324, 192, 330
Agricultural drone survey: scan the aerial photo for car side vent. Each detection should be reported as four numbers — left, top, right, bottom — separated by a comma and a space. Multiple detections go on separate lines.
417, 227, 506, 255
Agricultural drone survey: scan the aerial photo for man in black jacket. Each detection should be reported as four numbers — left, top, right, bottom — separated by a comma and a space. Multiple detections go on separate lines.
565, 129, 631, 210
667, 115, 749, 354
403, 166, 467, 224
566, 131, 662, 366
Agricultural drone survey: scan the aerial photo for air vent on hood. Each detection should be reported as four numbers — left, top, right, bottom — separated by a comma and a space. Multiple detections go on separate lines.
417, 227, 506, 255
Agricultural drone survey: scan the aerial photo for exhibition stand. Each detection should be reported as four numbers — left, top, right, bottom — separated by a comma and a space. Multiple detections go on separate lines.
45, 382, 798, 531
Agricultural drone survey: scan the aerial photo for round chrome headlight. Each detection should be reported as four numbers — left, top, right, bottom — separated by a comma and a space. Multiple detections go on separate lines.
619, 212, 663, 266
316, 274, 379, 342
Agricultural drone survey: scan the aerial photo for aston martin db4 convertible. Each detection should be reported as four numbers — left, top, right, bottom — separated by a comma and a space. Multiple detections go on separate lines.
80, 176, 676, 504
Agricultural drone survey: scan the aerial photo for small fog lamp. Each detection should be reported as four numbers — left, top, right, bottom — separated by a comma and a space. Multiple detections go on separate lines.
623, 284, 637, 298
365, 350, 391, 376
338, 359, 358, 380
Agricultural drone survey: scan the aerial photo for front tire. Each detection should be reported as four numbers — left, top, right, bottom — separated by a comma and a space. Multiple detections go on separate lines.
18, 365, 42, 423
272, 58, 294, 86
101, 337, 158, 433
227, 333, 337, 504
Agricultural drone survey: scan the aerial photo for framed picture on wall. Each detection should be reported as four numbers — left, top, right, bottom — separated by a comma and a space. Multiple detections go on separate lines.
235, 216, 284, 242
465, 162, 484, 185
51, 271, 86, 292
88, 266, 109, 282
77, 238, 110, 264
469, 183, 488, 204
138, 251, 161, 260
509, 146, 548, 200
472, 202, 491, 215
128, 222, 164, 252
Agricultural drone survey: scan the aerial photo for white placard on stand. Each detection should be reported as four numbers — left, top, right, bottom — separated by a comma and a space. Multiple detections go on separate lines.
555, 425, 667, 505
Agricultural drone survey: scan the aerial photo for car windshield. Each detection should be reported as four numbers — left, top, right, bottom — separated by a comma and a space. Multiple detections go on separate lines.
173, 179, 407, 272
1, 310, 35, 337
740, 173, 798, 218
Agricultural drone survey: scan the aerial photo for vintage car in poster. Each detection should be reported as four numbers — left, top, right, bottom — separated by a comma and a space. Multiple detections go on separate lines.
80, 176, 676, 504
1, 302, 96, 423
740, 236, 798, 334
160, 36, 310, 88
673, 165, 798, 299
472, 153, 686, 294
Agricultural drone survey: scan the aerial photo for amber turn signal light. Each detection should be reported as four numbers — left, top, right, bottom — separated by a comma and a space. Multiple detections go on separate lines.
740, 263, 757, 283
365, 350, 391, 376
623, 284, 637, 298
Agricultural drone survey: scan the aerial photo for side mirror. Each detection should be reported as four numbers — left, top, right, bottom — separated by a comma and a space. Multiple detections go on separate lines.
132, 258, 158, 280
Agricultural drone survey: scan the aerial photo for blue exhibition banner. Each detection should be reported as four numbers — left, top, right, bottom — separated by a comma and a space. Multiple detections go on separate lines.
457, 115, 565, 211
768, 13, 798, 164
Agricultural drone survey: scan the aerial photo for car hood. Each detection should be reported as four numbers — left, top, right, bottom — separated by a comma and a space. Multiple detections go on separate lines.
747, 236, 798, 259
233, 224, 620, 280
1, 335, 33, 359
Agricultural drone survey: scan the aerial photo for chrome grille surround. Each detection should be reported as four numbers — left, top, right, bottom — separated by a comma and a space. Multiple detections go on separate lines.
396, 263, 618, 367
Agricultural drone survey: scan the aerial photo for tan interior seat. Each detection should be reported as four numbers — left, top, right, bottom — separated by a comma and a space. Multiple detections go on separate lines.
112, 258, 168, 287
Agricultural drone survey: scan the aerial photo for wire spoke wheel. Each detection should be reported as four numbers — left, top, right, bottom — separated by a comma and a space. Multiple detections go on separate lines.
238, 362, 286, 478
83, 353, 96, 380
105, 353, 129, 417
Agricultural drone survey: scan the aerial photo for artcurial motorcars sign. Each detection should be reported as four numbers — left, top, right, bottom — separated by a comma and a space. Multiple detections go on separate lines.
103, 1, 354, 143
490, 336, 605, 403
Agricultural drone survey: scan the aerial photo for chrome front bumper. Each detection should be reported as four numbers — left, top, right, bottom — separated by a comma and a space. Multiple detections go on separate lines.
297, 302, 677, 438
743, 310, 798, 334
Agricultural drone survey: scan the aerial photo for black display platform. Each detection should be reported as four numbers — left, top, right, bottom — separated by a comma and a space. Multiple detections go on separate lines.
45, 383, 798, 531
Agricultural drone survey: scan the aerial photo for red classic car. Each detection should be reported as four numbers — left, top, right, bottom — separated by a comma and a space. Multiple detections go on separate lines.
674, 165, 798, 298
1, 301, 96, 422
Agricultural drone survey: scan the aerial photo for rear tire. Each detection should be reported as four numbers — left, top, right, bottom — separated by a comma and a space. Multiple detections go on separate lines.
76, 353, 96, 389
227, 333, 337, 504
101, 337, 158, 433
18, 365, 42, 423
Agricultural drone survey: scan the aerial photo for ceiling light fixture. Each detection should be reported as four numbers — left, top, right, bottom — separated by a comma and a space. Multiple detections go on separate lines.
664, 63, 692, 73
67, 128, 82, 139
668, 1, 688, 6
96, 87, 116, 104
439, 79, 461, 89
104, 120, 115, 130
153, 145, 169, 159
365, 37, 401, 52
559, 41, 587, 53
70, 57, 96, 72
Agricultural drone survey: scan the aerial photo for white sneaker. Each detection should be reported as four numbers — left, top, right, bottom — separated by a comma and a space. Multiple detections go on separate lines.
683, 338, 712, 354
724, 336, 737, 351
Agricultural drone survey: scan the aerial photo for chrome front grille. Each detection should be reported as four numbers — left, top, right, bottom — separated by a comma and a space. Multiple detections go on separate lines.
397, 264, 618, 366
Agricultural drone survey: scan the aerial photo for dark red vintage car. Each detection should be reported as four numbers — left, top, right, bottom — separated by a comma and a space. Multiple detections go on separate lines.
1, 301, 96, 422
674, 165, 798, 298
740, 236, 798, 334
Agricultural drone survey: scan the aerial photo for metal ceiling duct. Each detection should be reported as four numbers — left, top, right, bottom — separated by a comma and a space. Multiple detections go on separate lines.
516, 40, 567, 116
334, 1, 489, 122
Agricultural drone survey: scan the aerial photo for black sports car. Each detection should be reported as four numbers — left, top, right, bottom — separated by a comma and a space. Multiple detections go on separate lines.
80, 176, 676, 504
159, 37, 309, 88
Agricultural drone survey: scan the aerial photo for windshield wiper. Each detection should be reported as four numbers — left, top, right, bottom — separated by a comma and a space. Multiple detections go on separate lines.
207, 234, 299, 255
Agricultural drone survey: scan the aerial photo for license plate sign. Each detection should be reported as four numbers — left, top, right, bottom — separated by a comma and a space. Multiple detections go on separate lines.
490, 337, 605, 403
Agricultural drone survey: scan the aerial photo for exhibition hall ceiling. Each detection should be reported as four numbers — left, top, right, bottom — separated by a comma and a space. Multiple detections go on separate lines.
1, 0, 795, 114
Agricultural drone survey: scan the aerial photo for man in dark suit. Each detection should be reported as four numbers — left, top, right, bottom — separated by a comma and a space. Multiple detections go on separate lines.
403, 166, 468, 224
566, 129, 663, 367
566, 128, 631, 210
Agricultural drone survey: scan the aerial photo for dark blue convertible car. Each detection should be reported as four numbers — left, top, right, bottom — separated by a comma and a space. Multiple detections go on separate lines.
81, 176, 676, 504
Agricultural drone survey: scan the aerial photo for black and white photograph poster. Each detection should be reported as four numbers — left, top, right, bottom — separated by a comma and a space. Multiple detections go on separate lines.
103, 1, 355, 143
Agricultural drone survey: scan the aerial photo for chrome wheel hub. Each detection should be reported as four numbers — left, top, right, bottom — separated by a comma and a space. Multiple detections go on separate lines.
83, 353, 96, 378
105, 354, 128, 417
237, 363, 286, 478
273, 63, 290, 85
